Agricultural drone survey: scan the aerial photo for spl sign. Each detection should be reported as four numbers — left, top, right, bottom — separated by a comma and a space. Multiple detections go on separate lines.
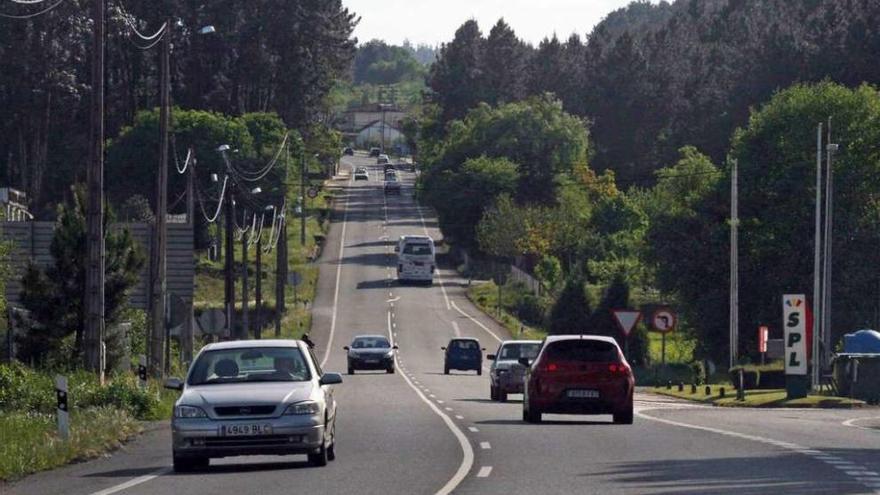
782, 294, 807, 375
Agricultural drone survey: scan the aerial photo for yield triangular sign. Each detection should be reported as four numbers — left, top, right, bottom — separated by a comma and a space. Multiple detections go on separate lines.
612, 310, 642, 337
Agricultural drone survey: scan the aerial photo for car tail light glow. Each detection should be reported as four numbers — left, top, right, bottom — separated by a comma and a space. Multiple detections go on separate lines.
545, 363, 558, 372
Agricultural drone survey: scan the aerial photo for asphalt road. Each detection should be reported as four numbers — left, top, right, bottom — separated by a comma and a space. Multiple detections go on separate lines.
6, 152, 880, 495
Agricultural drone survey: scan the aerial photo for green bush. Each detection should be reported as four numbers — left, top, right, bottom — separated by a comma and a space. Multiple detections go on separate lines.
515, 293, 546, 326
0, 363, 164, 420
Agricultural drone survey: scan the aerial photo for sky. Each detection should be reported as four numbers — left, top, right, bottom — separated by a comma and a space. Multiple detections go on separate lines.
341, 0, 653, 47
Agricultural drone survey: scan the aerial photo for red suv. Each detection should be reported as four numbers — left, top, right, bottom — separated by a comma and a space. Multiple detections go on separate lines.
521, 335, 634, 424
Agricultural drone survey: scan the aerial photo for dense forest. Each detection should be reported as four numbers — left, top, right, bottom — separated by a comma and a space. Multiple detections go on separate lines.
418, 0, 880, 364
427, 0, 880, 185
0, 0, 358, 217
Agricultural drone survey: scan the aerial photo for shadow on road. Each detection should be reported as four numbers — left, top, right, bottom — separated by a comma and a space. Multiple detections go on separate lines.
475, 418, 614, 426
84, 467, 166, 478
588, 450, 877, 494
181, 460, 313, 475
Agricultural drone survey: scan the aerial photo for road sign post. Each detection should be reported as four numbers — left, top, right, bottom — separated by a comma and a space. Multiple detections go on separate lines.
650, 308, 677, 366
55, 375, 69, 440
759, 325, 769, 365
783, 294, 809, 399
612, 310, 642, 361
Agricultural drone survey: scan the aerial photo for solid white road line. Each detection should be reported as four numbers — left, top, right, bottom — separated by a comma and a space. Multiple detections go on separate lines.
476, 466, 493, 478
451, 321, 461, 337
320, 181, 350, 368
386, 311, 474, 495
638, 408, 880, 494
88, 468, 170, 495
842, 417, 880, 432
451, 301, 502, 343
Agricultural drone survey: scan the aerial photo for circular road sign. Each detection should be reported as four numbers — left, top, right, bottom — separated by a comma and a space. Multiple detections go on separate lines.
307, 187, 319, 199
651, 308, 677, 333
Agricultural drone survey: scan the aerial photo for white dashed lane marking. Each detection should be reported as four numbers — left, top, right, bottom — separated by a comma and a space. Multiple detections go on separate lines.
477, 466, 493, 478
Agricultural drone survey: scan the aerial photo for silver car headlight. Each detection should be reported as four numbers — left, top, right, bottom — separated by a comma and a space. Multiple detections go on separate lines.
175, 405, 207, 418
284, 401, 321, 416
384, 350, 394, 358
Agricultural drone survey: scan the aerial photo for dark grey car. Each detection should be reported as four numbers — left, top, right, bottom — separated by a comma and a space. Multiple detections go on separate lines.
345, 335, 398, 374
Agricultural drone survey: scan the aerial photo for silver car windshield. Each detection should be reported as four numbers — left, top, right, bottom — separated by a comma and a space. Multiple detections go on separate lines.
499, 343, 541, 360
188, 347, 311, 385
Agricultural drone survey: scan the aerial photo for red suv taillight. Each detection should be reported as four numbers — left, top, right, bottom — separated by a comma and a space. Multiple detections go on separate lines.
608, 363, 631, 376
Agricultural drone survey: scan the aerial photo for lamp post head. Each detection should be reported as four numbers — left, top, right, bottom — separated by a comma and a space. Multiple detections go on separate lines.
216, 144, 230, 152
198, 25, 216, 35
251, 187, 262, 195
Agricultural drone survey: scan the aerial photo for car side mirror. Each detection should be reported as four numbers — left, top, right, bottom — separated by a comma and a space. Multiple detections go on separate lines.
343, 346, 350, 351
518, 358, 531, 367
441, 346, 446, 351
164, 378, 184, 391
394, 246, 400, 252
481, 348, 487, 351
320, 372, 343, 386
393, 345, 399, 350
487, 354, 496, 361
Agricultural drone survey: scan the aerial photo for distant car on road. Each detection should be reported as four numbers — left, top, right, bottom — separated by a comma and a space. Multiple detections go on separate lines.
522, 335, 634, 424
383, 163, 396, 174
377, 154, 390, 165
344, 335, 397, 374
165, 340, 342, 472
384, 171, 401, 195
342, 147, 354, 156
369, 147, 381, 157
354, 167, 369, 181
487, 340, 542, 402
443, 338, 485, 375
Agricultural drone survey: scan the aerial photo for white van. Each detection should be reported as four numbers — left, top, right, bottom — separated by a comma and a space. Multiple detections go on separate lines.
396, 235, 435, 284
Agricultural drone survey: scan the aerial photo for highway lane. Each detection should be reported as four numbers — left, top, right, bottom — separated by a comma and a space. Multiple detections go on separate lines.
5, 151, 879, 495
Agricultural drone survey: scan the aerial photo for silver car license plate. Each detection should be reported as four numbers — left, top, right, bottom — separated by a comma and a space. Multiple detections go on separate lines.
567, 389, 599, 399
221, 423, 273, 436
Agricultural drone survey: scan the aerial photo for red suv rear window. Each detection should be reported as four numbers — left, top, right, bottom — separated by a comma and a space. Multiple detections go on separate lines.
545, 340, 619, 362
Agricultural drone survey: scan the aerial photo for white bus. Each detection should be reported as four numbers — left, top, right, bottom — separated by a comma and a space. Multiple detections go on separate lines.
396, 235, 436, 284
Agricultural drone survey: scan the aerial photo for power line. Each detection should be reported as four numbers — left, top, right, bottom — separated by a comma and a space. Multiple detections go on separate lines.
114, 0, 167, 42
0, 0, 65, 19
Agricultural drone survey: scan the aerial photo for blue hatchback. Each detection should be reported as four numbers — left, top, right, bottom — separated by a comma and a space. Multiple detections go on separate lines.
443, 338, 485, 375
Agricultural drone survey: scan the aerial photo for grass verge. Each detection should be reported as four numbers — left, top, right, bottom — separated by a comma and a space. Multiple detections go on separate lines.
0, 406, 142, 481
466, 281, 547, 341
652, 386, 865, 408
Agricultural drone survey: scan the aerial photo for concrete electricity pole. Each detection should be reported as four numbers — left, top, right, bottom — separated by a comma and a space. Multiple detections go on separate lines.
300, 151, 306, 246
84, 0, 106, 374
255, 216, 263, 340
241, 210, 249, 340
729, 158, 739, 370
812, 122, 823, 391
224, 184, 236, 340
149, 17, 172, 377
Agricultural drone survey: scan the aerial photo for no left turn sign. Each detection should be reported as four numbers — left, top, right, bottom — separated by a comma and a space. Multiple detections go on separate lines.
651, 308, 676, 333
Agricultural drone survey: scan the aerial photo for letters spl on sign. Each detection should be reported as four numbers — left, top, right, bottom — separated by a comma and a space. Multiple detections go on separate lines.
782, 294, 807, 375
612, 310, 641, 337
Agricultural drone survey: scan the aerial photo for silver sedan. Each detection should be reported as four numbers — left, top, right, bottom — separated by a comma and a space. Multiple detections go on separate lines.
164, 339, 342, 472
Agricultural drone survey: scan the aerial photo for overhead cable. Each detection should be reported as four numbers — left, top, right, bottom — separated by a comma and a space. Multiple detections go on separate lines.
0, 0, 65, 18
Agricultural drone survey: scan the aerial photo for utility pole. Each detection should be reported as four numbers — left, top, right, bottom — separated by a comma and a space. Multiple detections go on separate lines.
241, 211, 249, 340
300, 151, 306, 246
149, 17, 172, 377
84, 0, 106, 375
255, 219, 262, 340
822, 118, 838, 372
812, 122, 823, 391
225, 185, 235, 340
275, 145, 289, 338
729, 158, 739, 370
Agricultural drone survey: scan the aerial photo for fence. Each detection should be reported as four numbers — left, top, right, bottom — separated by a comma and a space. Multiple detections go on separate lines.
510, 264, 541, 296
